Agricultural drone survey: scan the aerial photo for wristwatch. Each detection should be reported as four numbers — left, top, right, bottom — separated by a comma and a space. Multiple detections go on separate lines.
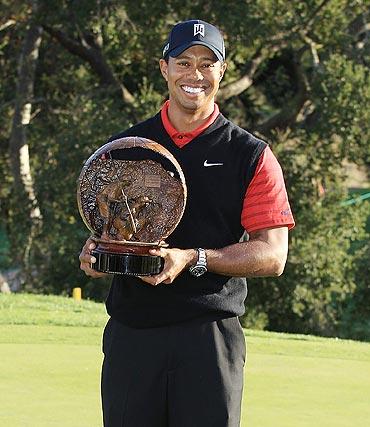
189, 248, 207, 277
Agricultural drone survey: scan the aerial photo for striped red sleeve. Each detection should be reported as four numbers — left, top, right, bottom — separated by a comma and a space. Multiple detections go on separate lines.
241, 146, 295, 233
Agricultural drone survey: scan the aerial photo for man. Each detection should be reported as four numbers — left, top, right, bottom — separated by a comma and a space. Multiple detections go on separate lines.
80, 20, 295, 427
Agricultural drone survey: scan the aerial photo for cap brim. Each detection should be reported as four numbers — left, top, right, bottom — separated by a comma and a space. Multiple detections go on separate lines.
167, 41, 224, 62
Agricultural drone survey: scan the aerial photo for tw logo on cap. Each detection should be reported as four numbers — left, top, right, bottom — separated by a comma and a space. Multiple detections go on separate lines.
163, 43, 169, 57
193, 23, 205, 37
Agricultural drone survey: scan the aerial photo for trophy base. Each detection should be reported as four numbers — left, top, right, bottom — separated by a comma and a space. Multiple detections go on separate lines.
90, 241, 164, 276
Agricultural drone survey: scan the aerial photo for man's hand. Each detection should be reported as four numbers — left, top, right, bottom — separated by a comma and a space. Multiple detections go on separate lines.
79, 238, 108, 278
139, 247, 196, 286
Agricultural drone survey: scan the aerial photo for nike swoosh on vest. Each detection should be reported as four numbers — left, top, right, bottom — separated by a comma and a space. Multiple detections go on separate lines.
203, 160, 224, 167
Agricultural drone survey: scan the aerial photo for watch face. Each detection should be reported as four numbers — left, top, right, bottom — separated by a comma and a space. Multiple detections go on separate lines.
190, 266, 207, 277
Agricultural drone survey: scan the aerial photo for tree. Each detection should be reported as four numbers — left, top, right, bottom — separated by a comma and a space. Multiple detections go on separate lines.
4, 2, 43, 279
1, 0, 369, 338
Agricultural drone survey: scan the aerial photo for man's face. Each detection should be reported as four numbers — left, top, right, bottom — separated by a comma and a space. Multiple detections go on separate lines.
159, 45, 227, 113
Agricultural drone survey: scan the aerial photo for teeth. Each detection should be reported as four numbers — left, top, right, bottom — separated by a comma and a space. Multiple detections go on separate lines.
182, 86, 204, 94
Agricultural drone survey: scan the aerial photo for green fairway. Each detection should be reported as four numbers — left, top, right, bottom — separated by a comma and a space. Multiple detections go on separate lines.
241, 333, 370, 427
1, 331, 102, 427
1, 294, 369, 427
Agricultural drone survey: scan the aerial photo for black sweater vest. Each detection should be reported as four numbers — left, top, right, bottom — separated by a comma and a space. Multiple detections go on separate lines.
105, 112, 266, 328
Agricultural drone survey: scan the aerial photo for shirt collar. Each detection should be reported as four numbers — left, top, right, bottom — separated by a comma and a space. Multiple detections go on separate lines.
160, 100, 219, 148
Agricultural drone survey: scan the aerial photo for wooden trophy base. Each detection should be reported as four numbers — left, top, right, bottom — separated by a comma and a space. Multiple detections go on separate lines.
90, 240, 165, 276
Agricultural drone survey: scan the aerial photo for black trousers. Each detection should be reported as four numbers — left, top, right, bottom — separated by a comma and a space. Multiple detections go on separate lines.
101, 316, 246, 427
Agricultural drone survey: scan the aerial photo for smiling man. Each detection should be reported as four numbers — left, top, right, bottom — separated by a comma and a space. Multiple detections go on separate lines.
80, 20, 295, 427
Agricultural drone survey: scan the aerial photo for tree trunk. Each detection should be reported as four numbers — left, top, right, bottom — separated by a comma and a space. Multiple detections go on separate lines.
8, 13, 43, 271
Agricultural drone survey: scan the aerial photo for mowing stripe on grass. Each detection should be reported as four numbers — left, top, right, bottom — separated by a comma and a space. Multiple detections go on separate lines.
1, 294, 370, 427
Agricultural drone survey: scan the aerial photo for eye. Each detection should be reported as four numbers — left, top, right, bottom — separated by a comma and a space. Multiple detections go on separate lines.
178, 61, 190, 67
202, 63, 215, 69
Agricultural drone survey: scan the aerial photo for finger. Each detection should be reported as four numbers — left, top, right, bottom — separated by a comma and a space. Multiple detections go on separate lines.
79, 253, 96, 264
87, 270, 107, 278
149, 247, 167, 257
92, 271, 108, 278
81, 238, 96, 252
86, 270, 106, 278
79, 255, 96, 271
79, 240, 96, 260
80, 262, 107, 278
150, 267, 170, 283
139, 271, 172, 286
139, 275, 160, 286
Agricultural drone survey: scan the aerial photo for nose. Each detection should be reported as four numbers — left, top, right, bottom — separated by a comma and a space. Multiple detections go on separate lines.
187, 66, 204, 80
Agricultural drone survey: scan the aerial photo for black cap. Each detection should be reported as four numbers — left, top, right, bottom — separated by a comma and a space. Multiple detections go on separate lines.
163, 20, 225, 62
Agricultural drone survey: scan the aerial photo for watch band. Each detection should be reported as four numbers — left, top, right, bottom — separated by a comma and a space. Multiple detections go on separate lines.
197, 248, 207, 266
189, 248, 207, 277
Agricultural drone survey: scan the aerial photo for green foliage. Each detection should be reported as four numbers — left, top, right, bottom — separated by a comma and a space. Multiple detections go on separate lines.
311, 54, 370, 162
240, 306, 269, 330
1, 0, 369, 339
338, 241, 370, 340
244, 198, 369, 338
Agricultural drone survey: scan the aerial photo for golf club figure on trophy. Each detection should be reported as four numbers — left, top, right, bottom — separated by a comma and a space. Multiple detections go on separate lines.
77, 137, 187, 276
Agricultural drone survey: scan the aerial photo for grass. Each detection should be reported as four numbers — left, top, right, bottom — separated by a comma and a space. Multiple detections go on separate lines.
1, 293, 370, 427
0, 293, 107, 327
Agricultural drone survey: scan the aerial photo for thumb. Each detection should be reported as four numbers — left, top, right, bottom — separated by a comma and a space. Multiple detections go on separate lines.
149, 247, 167, 257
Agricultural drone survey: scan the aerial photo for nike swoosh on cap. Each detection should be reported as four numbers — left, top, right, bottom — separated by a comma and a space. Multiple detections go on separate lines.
203, 160, 224, 167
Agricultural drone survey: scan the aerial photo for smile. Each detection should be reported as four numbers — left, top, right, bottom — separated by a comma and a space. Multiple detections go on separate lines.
181, 85, 206, 94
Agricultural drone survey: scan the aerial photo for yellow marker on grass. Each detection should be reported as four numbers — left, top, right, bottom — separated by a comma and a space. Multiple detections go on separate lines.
73, 287, 82, 301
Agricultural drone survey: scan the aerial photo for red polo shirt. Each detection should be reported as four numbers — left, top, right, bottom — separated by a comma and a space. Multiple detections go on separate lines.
161, 100, 220, 148
161, 101, 295, 233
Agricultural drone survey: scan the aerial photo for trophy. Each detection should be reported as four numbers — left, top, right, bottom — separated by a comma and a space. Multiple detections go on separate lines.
77, 137, 187, 276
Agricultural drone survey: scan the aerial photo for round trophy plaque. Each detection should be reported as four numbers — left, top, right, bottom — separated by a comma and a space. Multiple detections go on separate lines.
77, 137, 187, 276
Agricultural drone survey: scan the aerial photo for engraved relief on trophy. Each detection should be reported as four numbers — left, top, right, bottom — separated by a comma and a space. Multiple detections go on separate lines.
80, 158, 184, 243
77, 137, 187, 275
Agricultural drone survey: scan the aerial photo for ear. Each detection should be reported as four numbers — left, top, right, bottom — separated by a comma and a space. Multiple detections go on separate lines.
219, 61, 227, 81
159, 59, 169, 82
